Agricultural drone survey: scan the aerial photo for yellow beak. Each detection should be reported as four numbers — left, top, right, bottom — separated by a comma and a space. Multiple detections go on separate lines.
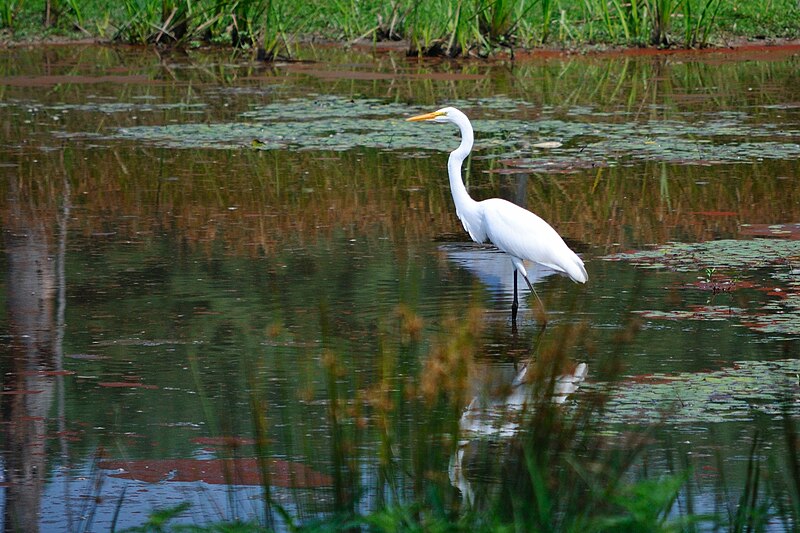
406, 111, 445, 122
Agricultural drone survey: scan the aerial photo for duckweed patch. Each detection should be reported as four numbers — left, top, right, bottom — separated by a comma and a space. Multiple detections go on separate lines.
634, 305, 745, 321
607, 239, 800, 336
603, 239, 800, 272
740, 223, 800, 239
598, 358, 800, 425
48, 95, 800, 168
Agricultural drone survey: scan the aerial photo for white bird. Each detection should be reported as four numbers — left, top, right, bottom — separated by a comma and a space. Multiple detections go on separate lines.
407, 107, 587, 323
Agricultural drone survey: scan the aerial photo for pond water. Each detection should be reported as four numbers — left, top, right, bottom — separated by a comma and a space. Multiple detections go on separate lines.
1, 44, 799, 530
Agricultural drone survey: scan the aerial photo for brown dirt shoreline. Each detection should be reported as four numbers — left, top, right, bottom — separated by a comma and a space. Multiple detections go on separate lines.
3, 35, 800, 63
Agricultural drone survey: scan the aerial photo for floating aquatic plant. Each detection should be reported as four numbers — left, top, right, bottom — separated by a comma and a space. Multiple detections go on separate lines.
746, 292, 800, 336
607, 239, 800, 337
239, 94, 413, 121
740, 223, 800, 239
48, 102, 207, 113
603, 239, 800, 272
634, 305, 745, 322
597, 358, 800, 425
48, 94, 798, 169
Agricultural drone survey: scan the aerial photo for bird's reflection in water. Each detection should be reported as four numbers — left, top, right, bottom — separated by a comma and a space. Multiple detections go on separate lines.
442, 240, 588, 506
449, 358, 588, 506
440, 243, 559, 316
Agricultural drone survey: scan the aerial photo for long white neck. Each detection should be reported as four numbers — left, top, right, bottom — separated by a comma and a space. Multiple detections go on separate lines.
446, 111, 477, 215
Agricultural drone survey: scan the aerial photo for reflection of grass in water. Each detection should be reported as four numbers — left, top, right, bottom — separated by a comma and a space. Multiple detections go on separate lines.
5, 139, 800, 257
8, 48, 800, 120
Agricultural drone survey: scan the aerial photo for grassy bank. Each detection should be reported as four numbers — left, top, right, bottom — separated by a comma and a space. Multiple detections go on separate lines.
1, 1, 800, 57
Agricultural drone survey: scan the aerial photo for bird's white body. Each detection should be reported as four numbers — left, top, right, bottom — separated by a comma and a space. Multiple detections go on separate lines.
410, 106, 587, 287
464, 197, 587, 283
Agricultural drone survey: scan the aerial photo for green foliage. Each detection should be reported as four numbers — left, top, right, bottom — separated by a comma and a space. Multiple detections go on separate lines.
0, 0, 21, 29
406, 0, 477, 57
611, 0, 648, 44
576, 0, 726, 46
648, 0, 681, 46
683, 0, 722, 47
477, 0, 518, 41
598, 474, 693, 531
258, 1, 295, 62
124, 513, 264, 532
122, 502, 192, 532
64, 0, 84, 26
2, 1, 800, 54
713, 0, 800, 39
117, 0, 160, 43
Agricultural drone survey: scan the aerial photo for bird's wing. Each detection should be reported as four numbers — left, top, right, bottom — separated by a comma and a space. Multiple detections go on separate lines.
455, 204, 488, 244
480, 198, 587, 283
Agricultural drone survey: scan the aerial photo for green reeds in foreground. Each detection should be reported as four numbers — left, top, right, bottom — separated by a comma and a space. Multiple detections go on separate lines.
128, 299, 800, 531
123, 308, 731, 531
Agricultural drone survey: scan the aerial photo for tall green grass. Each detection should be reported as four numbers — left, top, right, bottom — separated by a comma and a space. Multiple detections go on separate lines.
683, 0, 721, 47
0, 0, 20, 29
649, 0, 680, 45
108, 0, 295, 57
1, 1, 797, 57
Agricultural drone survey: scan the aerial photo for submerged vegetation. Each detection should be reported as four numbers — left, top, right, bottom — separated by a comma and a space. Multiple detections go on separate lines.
2, 1, 800, 56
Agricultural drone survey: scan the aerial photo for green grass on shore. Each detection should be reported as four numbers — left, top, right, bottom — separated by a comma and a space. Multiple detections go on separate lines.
2, 1, 800, 57
2, 1, 800, 55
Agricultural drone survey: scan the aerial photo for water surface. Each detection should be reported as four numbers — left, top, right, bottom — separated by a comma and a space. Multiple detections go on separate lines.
1, 44, 800, 530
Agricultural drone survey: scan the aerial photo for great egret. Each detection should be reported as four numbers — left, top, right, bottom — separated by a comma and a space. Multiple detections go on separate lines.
407, 107, 587, 323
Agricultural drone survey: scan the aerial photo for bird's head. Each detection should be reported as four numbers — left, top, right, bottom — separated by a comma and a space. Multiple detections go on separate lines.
406, 106, 462, 124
